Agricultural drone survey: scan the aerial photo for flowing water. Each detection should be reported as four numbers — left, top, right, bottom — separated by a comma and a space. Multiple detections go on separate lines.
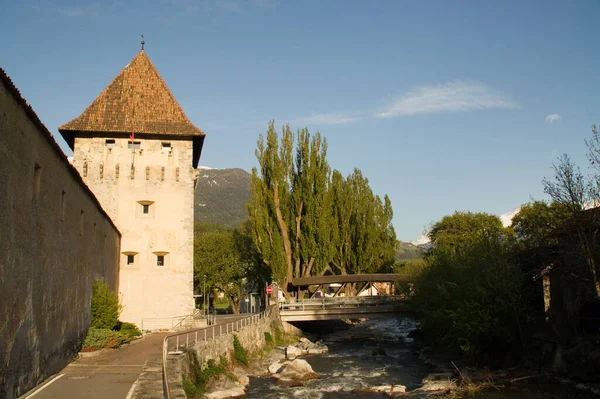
246, 317, 433, 398
245, 317, 598, 399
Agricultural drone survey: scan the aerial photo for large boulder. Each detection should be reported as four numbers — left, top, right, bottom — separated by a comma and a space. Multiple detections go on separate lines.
205, 387, 246, 399
272, 359, 320, 386
286, 345, 302, 360
268, 361, 285, 374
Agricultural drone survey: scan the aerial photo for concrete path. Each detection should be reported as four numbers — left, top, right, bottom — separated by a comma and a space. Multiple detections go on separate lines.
24, 314, 254, 399
24, 333, 167, 399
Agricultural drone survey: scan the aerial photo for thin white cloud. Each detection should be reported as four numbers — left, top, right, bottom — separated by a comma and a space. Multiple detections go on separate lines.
545, 113, 562, 123
290, 112, 363, 126
375, 81, 520, 118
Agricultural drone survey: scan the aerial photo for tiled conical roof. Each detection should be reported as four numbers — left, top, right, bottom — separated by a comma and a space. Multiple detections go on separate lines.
59, 50, 204, 146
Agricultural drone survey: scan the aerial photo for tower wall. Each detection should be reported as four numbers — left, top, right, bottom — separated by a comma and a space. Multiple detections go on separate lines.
73, 136, 195, 329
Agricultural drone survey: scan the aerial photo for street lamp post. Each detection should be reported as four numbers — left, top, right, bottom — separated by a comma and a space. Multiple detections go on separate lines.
250, 293, 258, 313
203, 274, 207, 317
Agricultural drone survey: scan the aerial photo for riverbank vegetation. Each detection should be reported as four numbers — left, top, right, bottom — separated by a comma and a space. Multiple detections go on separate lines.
402, 127, 600, 374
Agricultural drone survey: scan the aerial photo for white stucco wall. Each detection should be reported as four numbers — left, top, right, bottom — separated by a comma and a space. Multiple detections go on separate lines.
73, 136, 196, 329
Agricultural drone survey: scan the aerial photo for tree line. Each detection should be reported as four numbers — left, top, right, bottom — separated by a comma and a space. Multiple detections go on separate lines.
247, 121, 396, 294
194, 121, 397, 311
402, 126, 600, 363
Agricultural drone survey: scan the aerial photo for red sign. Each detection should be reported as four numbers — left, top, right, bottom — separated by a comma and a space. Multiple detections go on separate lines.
266, 286, 273, 294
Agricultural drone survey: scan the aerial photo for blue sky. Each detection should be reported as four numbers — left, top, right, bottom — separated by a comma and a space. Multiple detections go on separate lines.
2, 0, 600, 241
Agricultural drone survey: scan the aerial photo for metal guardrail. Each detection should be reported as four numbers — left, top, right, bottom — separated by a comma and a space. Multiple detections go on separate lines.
162, 307, 274, 399
141, 315, 190, 331
279, 295, 401, 311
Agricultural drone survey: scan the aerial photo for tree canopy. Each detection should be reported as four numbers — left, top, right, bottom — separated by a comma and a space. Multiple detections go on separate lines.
511, 201, 571, 249
247, 122, 396, 292
193, 222, 265, 313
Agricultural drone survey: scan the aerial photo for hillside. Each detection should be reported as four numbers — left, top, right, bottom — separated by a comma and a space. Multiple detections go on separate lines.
396, 241, 425, 261
194, 167, 252, 229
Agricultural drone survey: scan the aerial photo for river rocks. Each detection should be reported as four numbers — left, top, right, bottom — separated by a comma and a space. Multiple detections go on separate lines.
352, 384, 407, 396
272, 359, 320, 386
204, 387, 246, 399
268, 360, 284, 374
285, 345, 302, 360
205, 367, 249, 399
418, 373, 457, 393
286, 337, 329, 359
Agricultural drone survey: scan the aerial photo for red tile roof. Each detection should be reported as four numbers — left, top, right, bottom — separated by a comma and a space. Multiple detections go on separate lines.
59, 50, 204, 144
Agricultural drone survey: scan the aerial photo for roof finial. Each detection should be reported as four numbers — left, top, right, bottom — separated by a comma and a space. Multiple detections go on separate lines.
141, 34, 145, 51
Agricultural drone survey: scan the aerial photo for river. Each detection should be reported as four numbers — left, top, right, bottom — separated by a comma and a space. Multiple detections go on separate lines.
244, 317, 598, 398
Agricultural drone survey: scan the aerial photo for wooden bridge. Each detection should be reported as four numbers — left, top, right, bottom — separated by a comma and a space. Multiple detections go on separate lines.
279, 273, 409, 322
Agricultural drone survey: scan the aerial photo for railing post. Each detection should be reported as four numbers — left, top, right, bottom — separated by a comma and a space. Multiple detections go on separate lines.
176, 336, 179, 350
204, 329, 207, 341
186, 334, 189, 348
195, 331, 198, 343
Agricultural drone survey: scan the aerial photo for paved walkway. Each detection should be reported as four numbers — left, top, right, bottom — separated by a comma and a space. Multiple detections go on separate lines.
24, 333, 167, 399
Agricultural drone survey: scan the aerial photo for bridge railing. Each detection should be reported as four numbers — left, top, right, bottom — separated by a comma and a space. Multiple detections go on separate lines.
280, 295, 400, 311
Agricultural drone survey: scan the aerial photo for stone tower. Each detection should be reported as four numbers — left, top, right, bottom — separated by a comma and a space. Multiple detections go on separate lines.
59, 49, 205, 329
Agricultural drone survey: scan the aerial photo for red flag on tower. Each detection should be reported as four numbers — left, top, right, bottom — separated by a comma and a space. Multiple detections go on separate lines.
130, 127, 135, 142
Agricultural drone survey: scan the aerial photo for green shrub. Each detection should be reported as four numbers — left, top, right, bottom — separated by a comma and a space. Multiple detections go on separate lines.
233, 335, 248, 365
264, 332, 274, 347
273, 326, 283, 346
183, 376, 202, 399
91, 279, 122, 330
83, 328, 130, 349
115, 322, 142, 338
411, 237, 523, 361
184, 352, 229, 397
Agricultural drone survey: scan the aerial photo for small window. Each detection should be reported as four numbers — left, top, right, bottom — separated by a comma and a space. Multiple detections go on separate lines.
99, 164, 104, 179
130, 165, 135, 180
153, 251, 169, 267
161, 167, 165, 182
105, 139, 115, 149
137, 200, 155, 217
123, 251, 139, 266
176, 167, 180, 182
128, 141, 141, 150
82, 162, 88, 177
162, 142, 172, 152
115, 164, 120, 179
146, 166, 150, 180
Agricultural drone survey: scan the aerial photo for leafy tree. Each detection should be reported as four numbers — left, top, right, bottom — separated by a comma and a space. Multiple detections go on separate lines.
543, 152, 600, 296
248, 122, 295, 289
412, 212, 522, 361
511, 201, 571, 249
428, 211, 511, 256
90, 279, 121, 330
194, 223, 262, 313
248, 122, 397, 295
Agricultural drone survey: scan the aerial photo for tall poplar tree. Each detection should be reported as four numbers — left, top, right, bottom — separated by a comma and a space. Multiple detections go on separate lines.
248, 122, 396, 294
